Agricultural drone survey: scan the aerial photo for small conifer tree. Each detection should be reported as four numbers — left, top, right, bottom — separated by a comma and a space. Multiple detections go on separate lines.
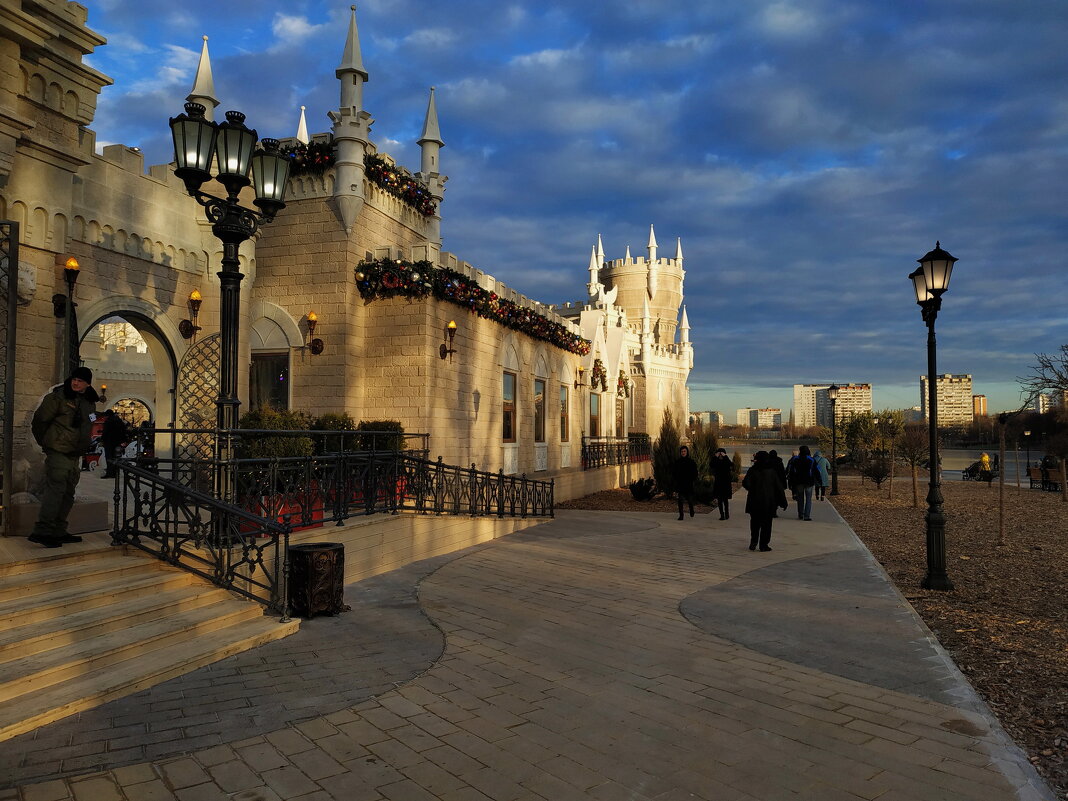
731, 451, 743, 482
652, 410, 682, 497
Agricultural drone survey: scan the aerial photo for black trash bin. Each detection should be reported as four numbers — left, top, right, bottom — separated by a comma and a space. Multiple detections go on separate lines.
288, 542, 348, 617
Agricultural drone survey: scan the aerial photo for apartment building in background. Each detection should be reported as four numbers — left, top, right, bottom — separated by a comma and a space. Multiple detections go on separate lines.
972, 395, 987, 419
793, 383, 873, 428
921, 374, 973, 427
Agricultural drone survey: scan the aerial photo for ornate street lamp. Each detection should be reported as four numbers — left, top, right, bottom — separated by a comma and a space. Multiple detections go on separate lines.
169, 102, 291, 466
62, 257, 80, 376
909, 241, 958, 591
827, 383, 840, 496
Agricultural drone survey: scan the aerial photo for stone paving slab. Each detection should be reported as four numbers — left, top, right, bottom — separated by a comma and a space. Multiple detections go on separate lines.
4, 503, 1056, 801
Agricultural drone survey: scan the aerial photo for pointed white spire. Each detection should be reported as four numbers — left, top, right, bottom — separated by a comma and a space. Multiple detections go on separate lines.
642, 295, 650, 324
418, 87, 444, 145
647, 225, 659, 297
187, 35, 219, 120
624, 244, 632, 262
418, 86, 444, 175
596, 234, 605, 262
337, 5, 368, 110
296, 105, 309, 144
647, 224, 658, 258
675, 237, 683, 261
680, 306, 690, 344
587, 246, 601, 298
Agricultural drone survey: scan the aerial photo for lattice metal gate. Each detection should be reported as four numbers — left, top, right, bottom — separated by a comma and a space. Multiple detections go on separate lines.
0, 222, 18, 536
175, 332, 221, 460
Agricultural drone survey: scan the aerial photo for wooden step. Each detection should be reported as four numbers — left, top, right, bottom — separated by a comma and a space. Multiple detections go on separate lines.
0, 614, 298, 742
0, 568, 198, 628
0, 583, 233, 664
0, 551, 170, 602
0, 547, 116, 579
0, 598, 266, 703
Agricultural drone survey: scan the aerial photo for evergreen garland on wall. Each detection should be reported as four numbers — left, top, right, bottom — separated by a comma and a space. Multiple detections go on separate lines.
364, 154, 437, 217
282, 140, 336, 176
354, 258, 591, 356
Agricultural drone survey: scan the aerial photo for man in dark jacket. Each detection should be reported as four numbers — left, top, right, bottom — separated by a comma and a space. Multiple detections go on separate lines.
29, 367, 99, 547
672, 445, 699, 520
743, 451, 788, 551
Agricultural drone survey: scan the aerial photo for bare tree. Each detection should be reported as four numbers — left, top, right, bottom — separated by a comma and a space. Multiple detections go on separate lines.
897, 424, 928, 508
1018, 344, 1068, 407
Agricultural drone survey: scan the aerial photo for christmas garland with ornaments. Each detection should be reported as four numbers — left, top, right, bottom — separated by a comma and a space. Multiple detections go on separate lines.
363, 154, 437, 217
281, 140, 336, 176
354, 258, 591, 356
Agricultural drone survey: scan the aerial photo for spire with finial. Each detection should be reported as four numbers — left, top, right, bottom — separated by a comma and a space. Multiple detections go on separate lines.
337, 5, 368, 111
596, 234, 605, 264
624, 244, 632, 262
647, 224, 659, 298
679, 306, 690, 344
647, 224, 658, 262
187, 35, 219, 120
296, 105, 309, 144
675, 236, 683, 262
587, 246, 601, 298
417, 86, 444, 174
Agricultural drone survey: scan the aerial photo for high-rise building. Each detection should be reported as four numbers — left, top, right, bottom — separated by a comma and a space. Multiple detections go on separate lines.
736, 408, 752, 426
749, 408, 782, 429
793, 383, 872, 427
1034, 391, 1068, 414
972, 395, 987, 419
689, 410, 725, 429
920, 374, 973, 427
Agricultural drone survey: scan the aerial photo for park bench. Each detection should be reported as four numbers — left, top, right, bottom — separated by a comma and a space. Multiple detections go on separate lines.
1028, 466, 1062, 492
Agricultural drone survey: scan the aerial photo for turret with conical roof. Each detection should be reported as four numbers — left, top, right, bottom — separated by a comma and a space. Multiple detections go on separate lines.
328, 5, 373, 233
415, 86, 447, 246
186, 36, 219, 120
295, 105, 309, 144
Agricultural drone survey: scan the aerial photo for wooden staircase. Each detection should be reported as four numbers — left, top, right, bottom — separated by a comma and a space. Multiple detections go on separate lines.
0, 546, 298, 742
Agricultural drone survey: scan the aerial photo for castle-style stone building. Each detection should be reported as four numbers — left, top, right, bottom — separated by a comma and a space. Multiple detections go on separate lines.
0, 2, 692, 517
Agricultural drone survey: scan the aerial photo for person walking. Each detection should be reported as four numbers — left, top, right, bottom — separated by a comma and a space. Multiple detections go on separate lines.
813, 449, 831, 500
768, 449, 787, 516
787, 444, 818, 521
28, 367, 99, 548
672, 445, 698, 520
743, 451, 788, 551
100, 409, 128, 478
710, 447, 733, 520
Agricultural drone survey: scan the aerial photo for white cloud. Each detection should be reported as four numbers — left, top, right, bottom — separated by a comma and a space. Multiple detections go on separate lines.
510, 47, 582, 69
270, 14, 329, 49
759, 1, 820, 38
404, 28, 457, 48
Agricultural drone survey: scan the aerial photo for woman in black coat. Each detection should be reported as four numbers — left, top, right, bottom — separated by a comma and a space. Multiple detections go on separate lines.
710, 448, 733, 520
672, 445, 698, 520
742, 451, 788, 551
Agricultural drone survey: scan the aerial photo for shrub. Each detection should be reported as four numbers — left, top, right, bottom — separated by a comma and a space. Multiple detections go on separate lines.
690, 426, 718, 480
629, 477, 656, 501
313, 412, 359, 453
861, 455, 892, 487
652, 410, 682, 498
356, 419, 406, 451
731, 451, 743, 482
237, 407, 314, 458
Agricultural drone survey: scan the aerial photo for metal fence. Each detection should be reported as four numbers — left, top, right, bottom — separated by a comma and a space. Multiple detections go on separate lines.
581, 433, 651, 469
112, 443, 554, 614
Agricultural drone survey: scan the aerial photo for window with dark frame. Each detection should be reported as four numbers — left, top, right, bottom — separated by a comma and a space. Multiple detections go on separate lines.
560, 384, 569, 442
503, 371, 517, 442
250, 352, 289, 410
534, 379, 546, 443
589, 392, 600, 437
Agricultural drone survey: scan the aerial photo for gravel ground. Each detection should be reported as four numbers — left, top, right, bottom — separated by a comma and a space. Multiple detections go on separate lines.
559, 478, 1068, 799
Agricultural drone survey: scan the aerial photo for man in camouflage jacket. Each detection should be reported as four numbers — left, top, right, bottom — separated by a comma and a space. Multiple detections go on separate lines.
29, 366, 99, 547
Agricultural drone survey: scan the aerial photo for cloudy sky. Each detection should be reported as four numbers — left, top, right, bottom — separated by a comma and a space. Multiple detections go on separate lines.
83, 0, 1068, 418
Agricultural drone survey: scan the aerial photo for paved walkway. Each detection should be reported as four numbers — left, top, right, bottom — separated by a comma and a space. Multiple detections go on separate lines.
2, 499, 1055, 801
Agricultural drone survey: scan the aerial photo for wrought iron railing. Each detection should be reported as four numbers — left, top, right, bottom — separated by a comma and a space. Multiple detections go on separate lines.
113, 445, 554, 614
581, 433, 651, 469
112, 460, 292, 618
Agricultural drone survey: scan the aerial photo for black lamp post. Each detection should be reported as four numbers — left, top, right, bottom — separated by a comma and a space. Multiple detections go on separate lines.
169, 102, 291, 471
827, 383, 840, 496
909, 241, 958, 592
1023, 429, 1031, 470
62, 257, 80, 376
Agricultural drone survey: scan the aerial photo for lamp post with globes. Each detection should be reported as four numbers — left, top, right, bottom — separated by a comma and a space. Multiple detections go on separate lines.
168, 102, 291, 470
909, 242, 958, 591
62, 257, 80, 376
827, 383, 840, 496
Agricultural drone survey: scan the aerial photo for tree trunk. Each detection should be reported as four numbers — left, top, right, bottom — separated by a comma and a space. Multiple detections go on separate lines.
997, 424, 1006, 547
1061, 457, 1067, 503
911, 464, 918, 508
888, 444, 896, 500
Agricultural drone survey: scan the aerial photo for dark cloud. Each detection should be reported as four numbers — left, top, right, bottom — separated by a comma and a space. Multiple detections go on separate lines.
84, 0, 1068, 414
